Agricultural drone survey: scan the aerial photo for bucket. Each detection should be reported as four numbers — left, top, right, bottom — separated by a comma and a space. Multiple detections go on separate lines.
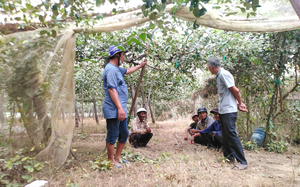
250, 127, 265, 147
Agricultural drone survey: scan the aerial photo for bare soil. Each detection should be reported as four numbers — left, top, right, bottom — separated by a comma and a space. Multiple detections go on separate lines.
40, 119, 300, 186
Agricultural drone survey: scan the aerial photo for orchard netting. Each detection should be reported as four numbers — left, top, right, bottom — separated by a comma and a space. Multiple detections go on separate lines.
0, 1, 299, 167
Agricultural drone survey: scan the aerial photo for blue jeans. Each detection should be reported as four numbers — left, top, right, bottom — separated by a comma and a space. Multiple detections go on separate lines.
219, 113, 247, 165
105, 118, 129, 145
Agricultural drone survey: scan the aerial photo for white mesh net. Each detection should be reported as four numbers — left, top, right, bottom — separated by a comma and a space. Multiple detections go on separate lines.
1, 30, 76, 167
1, 0, 300, 167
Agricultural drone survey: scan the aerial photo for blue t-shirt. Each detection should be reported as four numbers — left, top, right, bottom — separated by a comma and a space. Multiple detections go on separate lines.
216, 68, 238, 114
102, 63, 128, 119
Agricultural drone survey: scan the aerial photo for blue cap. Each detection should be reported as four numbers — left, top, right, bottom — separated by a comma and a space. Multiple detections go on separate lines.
210, 107, 219, 114
108, 45, 128, 57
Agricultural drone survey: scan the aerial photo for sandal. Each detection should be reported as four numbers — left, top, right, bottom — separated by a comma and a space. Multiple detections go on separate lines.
115, 163, 123, 168
121, 159, 130, 164
232, 163, 247, 170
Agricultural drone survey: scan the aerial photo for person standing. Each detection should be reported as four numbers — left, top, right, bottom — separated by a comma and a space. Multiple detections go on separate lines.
207, 57, 248, 170
129, 108, 153, 148
102, 45, 147, 168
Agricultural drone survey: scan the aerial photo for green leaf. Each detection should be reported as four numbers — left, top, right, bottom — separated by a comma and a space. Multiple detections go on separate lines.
143, 9, 149, 17
22, 175, 33, 182
166, 36, 172, 43
162, 0, 166, 3
170, 5, 178, 14
40, 30, 48, 35
147, 33, 152, 39
155, 5, 161, 12
39, 15, 44, 23
96, 14, 103, 20
193, 6, 207, 18
14, 161, 22, 165
53, 10, 59, 16
139, 33, 147, 42
141, 4, 146, 12
226, 12, 238, 16
52, 3, 58, 11
1, 180, 9, 185
21, 157, 29, 161
51, 30, 57, 38
193, 20, 199, 29
161, 3, 166, 11
212, 6, 221, 9
117, 45, 125, 51
131, 38, 142, 46
96, 0, 101, 7
0, 174, 9, 180
149, 12, 158, 20
244, 2, 251, 10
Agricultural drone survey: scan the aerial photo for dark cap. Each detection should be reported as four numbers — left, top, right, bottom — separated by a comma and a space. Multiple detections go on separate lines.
191, 114, 198, 119
210, 107, 219, 114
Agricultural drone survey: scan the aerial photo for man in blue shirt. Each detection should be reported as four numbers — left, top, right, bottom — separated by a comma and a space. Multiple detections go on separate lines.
190, 107, 222, 149
103, 45, 147, 168
207, 57, 248, 170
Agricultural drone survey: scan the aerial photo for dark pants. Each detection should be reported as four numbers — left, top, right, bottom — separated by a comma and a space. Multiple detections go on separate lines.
194, 132, 222, 149
129, 132, 153, 147
219, 112, 247, 165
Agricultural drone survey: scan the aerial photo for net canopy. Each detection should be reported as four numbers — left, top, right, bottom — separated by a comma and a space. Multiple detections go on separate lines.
1, 30, 76, 166
0, 0, 299, 167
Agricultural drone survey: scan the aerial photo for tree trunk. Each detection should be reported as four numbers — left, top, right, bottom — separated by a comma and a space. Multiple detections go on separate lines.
130, 85, 137, 118
92, 97, 99, 124
0, 94, 5, 124
147, 85, 152, 121
148, 100, 155, 124
32, 95, 51, 144
141, 83, 146, 109
88, 110, 91, 118
245, 95, 251, 138
74, 98, 79, 127
81, 88, 84, 133
263, 85, 276, 147
147, 86, 155, 124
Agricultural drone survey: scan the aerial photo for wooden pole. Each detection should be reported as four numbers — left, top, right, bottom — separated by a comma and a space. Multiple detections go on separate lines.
128, 30, 156, 121
128, 66, 145, 117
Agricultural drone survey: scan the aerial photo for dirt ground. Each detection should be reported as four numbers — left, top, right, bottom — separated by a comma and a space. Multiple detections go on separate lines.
41, 119, 300, 186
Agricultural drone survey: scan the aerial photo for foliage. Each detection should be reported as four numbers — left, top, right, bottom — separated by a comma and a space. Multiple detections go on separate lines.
90, 155, 112, 171
73, 133, 88, 139
265, 139, 289, 153
0, 148, 47, 185
242, 140, 260, 151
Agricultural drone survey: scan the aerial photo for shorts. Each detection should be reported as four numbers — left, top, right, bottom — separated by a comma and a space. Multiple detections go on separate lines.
105, 118, 129, 145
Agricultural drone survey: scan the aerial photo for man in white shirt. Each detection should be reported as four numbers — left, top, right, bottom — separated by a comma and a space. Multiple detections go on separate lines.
129, 108, 153, 148
207, 57, 248, 170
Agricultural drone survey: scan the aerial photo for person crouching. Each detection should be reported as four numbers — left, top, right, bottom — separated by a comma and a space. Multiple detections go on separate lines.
129, 108, 153, 148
